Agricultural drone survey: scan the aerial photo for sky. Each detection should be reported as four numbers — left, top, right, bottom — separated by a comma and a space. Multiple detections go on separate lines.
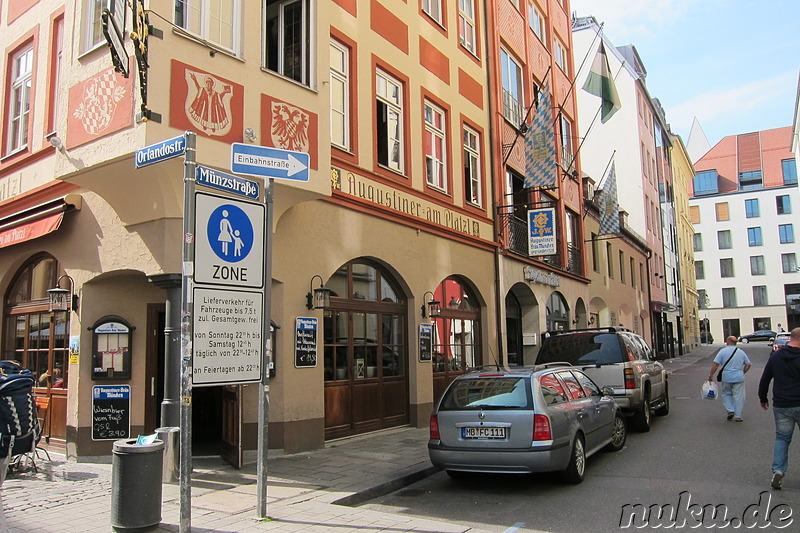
569, 0, 800, 149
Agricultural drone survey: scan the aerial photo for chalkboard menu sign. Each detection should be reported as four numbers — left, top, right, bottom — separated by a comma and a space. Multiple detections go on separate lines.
92, 385, 131, 441
294, 317, 318, 368
419, 323, 432, 362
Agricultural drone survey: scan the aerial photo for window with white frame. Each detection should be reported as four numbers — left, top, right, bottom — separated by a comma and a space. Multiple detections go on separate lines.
422, 0, 443, 25
463, 126, 481, 206
777, 195, 792, 215
330, 39, 350, 151
720, 258, 734, 278
553, 38, 567, 72
263, 0, 310, 83
559, 114, 574, 170
6, 45, 34, 154
424, 101, 447, 190
458, 0, 476, 53
376, 69, 404, 173
528, 3, 545, 42
695, 261, 704, 280
500, 49, 524, 127
175, 0, 240, 54
779, 224, 795, 244
85, 0, 126, 52
782, 253, 797, 273
722, 288, 737, 308
693, 233, 703, 252
750, 255, 765, 275
753, 286, 768, 307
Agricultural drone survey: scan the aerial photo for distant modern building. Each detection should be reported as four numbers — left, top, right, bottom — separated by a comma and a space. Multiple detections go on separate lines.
690, 127, 800, 340
686, 117, 712, 164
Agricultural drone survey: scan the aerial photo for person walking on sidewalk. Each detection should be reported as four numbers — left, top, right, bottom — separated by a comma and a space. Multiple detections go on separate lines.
708, 336, 751, 422
759, 327, 800, 490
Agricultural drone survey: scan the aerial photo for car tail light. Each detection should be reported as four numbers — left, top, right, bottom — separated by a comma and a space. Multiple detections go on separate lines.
624, 368, 636, 389
533, 414, 551, 441
429, 413, 440, 440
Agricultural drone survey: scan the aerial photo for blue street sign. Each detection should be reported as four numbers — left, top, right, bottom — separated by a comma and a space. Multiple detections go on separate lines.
196, 165, 260, 199
231, 143, 310, 182
206, 203, 254, 263
135, 135, 186, 168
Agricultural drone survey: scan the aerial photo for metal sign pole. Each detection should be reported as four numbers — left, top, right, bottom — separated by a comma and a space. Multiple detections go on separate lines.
179, 131, 197, 533
257, 178, 274, 518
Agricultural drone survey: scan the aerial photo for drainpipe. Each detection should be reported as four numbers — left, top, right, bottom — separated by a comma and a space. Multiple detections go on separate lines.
483, 0, 506, 367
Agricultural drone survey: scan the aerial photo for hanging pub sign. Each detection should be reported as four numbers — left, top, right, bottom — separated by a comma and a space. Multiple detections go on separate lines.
528, 207, 556, 256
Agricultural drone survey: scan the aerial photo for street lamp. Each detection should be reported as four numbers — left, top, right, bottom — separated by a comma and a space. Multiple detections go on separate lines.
48, 274, 78, 312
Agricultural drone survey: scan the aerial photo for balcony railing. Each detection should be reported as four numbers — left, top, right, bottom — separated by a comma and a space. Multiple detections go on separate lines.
497, 208, 582, 275
502, 90, 524, 128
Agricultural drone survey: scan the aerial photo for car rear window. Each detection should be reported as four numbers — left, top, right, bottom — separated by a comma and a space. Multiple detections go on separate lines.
536, 333, 625, 365
439, 377, 532, 410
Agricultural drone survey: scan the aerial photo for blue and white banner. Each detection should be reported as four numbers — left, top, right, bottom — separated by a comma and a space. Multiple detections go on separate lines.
524, 83, 557, 189
528, 207, 556, 256
599, 161, 620, 235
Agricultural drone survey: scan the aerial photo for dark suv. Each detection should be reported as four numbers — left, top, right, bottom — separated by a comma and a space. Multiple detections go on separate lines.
534, 327, 669, 432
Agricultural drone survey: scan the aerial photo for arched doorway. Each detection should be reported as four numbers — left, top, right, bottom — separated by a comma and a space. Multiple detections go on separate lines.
505, 292, 523, 366
322, 260, 408, 439
431, 277, 482, 401
3, 254, 69, 451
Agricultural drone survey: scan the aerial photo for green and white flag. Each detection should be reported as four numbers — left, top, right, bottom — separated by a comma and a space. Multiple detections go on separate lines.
582, 42, 621, 123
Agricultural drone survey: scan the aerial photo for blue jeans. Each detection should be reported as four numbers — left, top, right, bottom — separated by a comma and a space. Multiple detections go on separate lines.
772, 406, 800, 475
721, 381, 745, 417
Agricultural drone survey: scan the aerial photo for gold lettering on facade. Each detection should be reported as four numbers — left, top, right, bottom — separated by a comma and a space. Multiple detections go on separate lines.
336, 169, 481, 238
0, 175, 22, 203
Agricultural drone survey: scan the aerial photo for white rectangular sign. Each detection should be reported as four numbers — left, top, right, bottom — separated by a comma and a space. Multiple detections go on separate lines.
194, 192, 265, 288
193, 287, 263, 386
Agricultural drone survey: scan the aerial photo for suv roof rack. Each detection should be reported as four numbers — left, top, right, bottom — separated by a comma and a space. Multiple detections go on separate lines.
545, 326, 633, 336
533, 362, 572, 371
465, 364, 506, 373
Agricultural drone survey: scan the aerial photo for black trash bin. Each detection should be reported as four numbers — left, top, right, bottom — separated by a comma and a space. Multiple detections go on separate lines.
111, 438, 165, 530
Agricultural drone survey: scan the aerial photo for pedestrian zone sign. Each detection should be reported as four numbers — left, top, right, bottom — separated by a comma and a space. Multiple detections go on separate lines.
194, 192, 265, 288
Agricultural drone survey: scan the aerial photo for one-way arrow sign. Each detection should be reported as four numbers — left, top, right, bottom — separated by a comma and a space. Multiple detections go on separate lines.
231, 144, 310, 182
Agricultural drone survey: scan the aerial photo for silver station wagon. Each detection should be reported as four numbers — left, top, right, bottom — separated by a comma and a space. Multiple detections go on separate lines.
428, 365, 626, 484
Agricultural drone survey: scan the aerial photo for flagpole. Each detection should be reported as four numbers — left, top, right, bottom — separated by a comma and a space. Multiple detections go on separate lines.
595, 150, 617, 190
502, 66, 552, 166
556, 23, 604, 118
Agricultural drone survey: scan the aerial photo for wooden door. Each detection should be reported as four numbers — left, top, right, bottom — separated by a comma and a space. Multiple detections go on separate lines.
220, 385, 242, 468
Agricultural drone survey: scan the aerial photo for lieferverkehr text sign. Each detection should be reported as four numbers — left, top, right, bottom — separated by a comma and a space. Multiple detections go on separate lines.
193, 286, 262, 386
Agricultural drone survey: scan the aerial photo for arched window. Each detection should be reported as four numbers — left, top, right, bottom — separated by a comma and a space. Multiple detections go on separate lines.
432, 277, 481, 375
546, 292, 569, 333
323, 260, 406, 382
3, 254, 69, 389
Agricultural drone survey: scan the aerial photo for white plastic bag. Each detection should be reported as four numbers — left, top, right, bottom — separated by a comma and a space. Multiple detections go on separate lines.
701, 381, 719, 400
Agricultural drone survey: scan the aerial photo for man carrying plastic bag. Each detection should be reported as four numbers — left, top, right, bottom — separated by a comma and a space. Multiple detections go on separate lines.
702, 380, 719, 400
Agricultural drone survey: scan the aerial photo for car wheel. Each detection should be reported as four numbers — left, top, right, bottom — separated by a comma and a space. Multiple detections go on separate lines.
741, 338, 749, 344
604, 412, 627, 452
630, 391, 651, 432
562, 434, 586, 484
655, 384, 670, 417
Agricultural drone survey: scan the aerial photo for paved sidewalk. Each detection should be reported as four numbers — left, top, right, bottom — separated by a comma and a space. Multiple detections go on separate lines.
2, 345, 719, 533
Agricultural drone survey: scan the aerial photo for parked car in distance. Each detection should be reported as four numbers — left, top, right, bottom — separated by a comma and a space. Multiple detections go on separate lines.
534, 327, 669, 432
771, 333, 791, 352
738, 330, 777, 343
428, 365, 626, 484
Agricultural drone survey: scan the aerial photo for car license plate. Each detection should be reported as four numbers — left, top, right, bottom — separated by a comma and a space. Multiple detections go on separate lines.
462, 426, 506, 439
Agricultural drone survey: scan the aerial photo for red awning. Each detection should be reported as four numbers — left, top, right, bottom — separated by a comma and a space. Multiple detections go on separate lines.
0, 212, 63, 249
